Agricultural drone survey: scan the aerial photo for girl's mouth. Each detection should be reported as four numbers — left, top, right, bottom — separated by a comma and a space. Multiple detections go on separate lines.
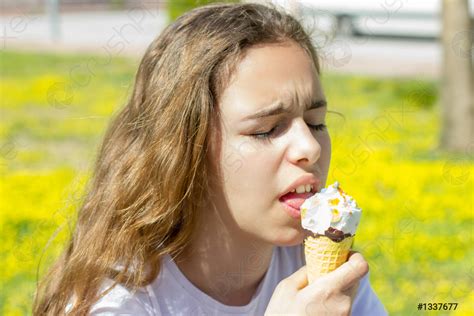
279, 191, 314, 218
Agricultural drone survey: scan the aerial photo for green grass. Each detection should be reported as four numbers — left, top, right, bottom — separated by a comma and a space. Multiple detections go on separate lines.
1, 49, 473, 315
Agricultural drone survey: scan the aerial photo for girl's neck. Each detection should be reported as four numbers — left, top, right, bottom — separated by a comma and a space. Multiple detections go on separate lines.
173, 204, 274, 306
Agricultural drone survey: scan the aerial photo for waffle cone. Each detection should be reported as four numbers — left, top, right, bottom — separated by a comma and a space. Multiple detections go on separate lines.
304, 235, 354, 284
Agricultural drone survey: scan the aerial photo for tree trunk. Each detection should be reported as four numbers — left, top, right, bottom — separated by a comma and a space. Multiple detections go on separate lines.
440, 0, 473, 153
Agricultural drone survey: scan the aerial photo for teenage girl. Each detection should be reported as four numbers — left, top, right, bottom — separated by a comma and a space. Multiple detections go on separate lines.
34, 3, 387, 315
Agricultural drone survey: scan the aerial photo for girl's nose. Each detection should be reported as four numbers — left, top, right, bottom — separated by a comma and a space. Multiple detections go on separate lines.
286, 118, 321, 167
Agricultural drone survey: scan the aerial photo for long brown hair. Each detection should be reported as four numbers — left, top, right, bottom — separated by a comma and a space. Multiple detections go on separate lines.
33, 2, 320, 315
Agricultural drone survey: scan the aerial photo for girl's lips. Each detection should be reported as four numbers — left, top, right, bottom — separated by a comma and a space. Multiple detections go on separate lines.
279, 191, 315, 210
280, 202, 301, 219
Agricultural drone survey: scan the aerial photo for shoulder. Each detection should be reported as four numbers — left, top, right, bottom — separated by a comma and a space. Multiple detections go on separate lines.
352, 271, 388, 316
88, 279, 159, 316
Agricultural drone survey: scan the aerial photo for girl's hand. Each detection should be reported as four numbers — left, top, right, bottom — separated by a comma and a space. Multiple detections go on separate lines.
265, 252, 369, 316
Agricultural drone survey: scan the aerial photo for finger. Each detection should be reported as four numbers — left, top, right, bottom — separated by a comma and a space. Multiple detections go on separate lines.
347, 251, 369, 274
343, 280, 360, 301
324, 252, 369, 291
284, 265, 308, 290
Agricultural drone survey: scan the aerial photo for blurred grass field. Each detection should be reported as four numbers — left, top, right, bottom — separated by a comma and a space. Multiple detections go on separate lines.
1, 49, 473, 315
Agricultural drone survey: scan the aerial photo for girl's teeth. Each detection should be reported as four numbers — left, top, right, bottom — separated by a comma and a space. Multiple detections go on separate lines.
291, 184, 313, 194
296, 185, 306, 193
293, 184, 314, 194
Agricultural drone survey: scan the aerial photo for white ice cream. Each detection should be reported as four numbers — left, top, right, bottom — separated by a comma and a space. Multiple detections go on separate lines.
301, 181, 361, 236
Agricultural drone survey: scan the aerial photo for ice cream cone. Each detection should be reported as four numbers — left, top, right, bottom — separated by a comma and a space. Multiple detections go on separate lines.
304, 235, 354, 284
300, 182, 361, 283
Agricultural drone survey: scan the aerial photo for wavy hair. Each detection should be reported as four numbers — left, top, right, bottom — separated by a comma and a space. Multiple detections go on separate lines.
33, 2, 320, 315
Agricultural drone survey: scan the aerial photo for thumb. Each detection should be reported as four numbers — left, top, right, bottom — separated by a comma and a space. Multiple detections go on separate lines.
324, 252, 369, 292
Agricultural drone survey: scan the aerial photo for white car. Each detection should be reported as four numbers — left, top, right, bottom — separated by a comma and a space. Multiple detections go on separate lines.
271, 0, 474, 38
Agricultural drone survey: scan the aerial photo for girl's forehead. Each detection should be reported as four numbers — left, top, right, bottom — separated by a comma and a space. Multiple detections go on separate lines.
218, 42, 324, 120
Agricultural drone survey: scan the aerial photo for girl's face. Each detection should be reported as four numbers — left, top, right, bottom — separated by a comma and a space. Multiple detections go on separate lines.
207, 41, 331, 246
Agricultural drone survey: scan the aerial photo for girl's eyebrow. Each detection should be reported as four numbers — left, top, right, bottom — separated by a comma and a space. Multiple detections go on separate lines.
243, 99, 327, 121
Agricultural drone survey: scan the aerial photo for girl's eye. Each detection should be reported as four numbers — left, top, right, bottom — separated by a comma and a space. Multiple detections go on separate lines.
250, 123, 327, 142
251, 126, 278, 140
307, 123, 327, 132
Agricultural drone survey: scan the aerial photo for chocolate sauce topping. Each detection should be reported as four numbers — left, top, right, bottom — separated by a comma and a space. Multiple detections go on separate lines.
315, 227, 353, 242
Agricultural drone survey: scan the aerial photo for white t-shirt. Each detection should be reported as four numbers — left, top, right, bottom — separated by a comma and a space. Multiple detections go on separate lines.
89, 245, 387, 315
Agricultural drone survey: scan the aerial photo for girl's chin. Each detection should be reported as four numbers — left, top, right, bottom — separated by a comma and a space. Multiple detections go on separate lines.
271, 228, 307, 247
